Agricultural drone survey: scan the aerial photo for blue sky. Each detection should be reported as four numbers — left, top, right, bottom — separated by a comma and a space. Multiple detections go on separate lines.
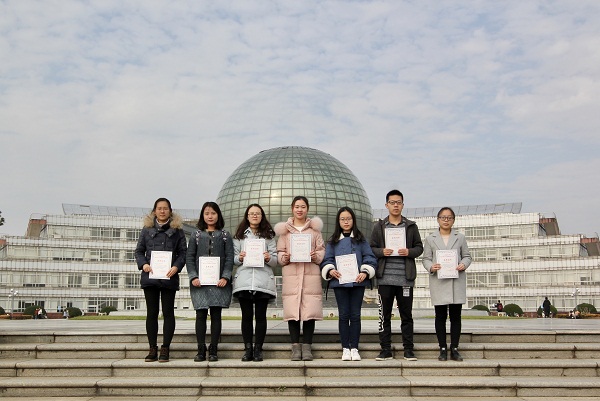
1, 1, 599, 236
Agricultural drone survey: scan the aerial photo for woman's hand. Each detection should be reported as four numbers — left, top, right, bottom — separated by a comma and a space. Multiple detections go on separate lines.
356, 272, 367, 283
329, 270, 341, 280
166, 266, 178, 278
430, 263, 441, 273
192, 278, 201, 287
456, 263, 466, 271
263, 251, 271, 263
238, 251, 246, 262
217, 278, 228, 288
142, 264, 152, 273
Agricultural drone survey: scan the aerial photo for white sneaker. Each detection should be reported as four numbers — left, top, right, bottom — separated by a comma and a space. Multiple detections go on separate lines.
351, 348, 361, 361
342, 348, 351, 361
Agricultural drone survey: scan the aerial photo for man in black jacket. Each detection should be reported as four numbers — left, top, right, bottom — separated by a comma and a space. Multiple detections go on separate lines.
370, 190, 423, 361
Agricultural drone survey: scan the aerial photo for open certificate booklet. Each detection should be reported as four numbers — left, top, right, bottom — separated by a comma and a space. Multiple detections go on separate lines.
290, 233, 312, 263
334, 254, 359, 285
198, 257, 221, 286
436, 249, 459, 279
385, 227, 406, 256
243, 238, 266, 267
149, 251, 172, 279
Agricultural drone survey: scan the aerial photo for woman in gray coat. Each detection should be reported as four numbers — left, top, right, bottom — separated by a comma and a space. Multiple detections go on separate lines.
186, 202, 233, 362
422, 207, 471, 362
233, 204, 277, 362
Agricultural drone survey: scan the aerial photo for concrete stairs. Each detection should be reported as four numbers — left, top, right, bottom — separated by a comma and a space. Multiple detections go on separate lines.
1, 330, 600, 399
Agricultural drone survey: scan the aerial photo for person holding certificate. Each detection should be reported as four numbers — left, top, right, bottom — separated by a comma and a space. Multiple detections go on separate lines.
186, 202, 234, 362
275, 196, 325, 361
232, 204, 277, 362
321, 207, 377, 361
422, 207, 472, 362
370, 190, 423, 361
135, 198, 187, 363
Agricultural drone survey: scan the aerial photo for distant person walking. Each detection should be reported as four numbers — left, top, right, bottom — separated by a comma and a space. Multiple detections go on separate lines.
543, 297, 552, 318
422, 207, 472, 362
135, 197, 187, 363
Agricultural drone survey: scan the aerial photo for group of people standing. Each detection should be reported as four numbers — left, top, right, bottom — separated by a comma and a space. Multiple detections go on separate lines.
134, 190, 471, 363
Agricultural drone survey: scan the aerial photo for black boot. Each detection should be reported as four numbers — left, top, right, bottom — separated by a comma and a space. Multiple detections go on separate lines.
253, 343, 263, 362
241, 343, 253, 362
208, 344, 218, 362
438, 347, 447, 361
194, 344, 207, 362
158, 345, 170, 362
144, 345, 158, 362
450, 347, 463, 362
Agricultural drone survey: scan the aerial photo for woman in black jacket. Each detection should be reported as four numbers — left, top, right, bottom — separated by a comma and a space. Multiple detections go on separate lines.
135, 198, 187, 363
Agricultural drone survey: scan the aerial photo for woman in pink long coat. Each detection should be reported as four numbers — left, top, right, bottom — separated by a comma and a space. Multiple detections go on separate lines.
275, 196, 325, 361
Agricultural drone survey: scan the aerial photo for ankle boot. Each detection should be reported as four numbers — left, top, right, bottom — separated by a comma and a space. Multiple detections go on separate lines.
144, 345, 158, 362
450, 347, 463, 361
208, 344, 218, 362
194, 344, 207, 362
158, 345, 170, 362
291, 343, 302, 361
438, 347, 447, 361
253, 343, 263, 362
241, 343, 253, 362
301, 343, 313, 361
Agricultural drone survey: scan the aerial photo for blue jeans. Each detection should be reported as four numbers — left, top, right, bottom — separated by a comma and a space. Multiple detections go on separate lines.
334, 286, 365, 349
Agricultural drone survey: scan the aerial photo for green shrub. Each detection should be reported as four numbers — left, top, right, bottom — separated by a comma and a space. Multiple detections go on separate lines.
67, 307, 82, 318
576, 303, 597, 314
0, 306, 5, 315
503, 303, 523, 317
100, 306, 118, 315
537, 305, 557, 317
472, 304, 490, 312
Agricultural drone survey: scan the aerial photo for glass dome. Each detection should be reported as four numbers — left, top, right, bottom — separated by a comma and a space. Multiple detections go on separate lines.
216, 146, 373, 241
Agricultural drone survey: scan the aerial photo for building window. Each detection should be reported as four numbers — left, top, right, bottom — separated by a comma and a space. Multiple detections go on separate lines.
89, 273, 118, 288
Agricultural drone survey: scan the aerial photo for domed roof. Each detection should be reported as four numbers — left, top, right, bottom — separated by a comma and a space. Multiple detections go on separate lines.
216, 146, 373, 239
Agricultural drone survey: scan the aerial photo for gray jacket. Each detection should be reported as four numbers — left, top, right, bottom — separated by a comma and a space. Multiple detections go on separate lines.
186, 229, 233, 309
232, 229, 277, 299
422, 229, 472, 305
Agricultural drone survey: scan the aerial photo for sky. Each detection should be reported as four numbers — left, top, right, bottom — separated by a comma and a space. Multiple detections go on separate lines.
1, 1, 599, 237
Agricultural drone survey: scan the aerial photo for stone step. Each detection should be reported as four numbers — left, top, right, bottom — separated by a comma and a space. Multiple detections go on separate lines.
2, 330, 599, 344
1, 375, 600, 398
1, 358, 599, 378
2, 341, 599, 360
2, 398, 600, 401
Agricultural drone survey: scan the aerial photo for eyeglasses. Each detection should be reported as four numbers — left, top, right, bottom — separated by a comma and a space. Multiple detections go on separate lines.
339, 217, 353, 222
247, 212, 261, 217
387, 201, 403, 206
438, 216, 454, 221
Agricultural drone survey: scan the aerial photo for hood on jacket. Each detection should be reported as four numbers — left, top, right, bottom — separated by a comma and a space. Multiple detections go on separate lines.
143, 212, 184, 229
274, 216, 323, 235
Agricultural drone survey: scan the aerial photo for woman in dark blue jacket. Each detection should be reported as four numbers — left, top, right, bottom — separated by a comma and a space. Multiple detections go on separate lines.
321, 207, 376, 361
135, 198, 187, 363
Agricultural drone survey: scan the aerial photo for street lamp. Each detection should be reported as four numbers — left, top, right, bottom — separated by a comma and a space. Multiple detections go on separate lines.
8, 288, 19, 319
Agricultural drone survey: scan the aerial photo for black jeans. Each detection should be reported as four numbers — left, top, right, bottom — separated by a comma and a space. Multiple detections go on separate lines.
239, 297, 269, 345
195, 307, 222, 346
434, 304, 462, 349
288, 320, 315, 344
143, 287, 176, 348
377, 285, 414, 350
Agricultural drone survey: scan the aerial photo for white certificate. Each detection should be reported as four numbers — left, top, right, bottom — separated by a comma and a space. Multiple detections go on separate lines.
290, 233, 312, 263
198, 256, 221, 285
436, 249, 459, 279
243, 238, 266, 267
335, 254, 359, 285
385, 227, 406, 256
149, 251, 172, 279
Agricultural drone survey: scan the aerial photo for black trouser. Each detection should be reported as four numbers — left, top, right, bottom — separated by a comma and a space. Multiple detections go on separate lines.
288, 319, 315, 344
239, 298, 269, 345
195, 307, 222, 346
143, 287, 176, 348
378, 285, 413, 350
434, 304, 462, 349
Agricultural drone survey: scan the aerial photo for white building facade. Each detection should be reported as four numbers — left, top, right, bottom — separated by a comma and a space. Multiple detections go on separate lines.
1, 203, 599, 313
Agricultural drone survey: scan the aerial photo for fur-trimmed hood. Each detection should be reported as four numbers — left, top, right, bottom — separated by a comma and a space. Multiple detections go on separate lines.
274, 216, 323, 235
143, 212, 184, 229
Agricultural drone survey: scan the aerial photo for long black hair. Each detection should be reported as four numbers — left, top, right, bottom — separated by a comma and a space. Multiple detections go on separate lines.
196, 202, 225, 230
234, 204, 275, 240
329, 206, 365, 244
